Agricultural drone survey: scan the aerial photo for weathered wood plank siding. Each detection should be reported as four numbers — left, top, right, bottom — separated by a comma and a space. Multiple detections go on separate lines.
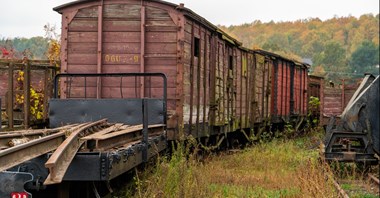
55, 0, 313, 140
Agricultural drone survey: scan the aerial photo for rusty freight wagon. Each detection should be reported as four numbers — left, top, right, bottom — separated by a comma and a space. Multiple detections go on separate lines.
252, 50, 309, 130
53, 0, 310, 141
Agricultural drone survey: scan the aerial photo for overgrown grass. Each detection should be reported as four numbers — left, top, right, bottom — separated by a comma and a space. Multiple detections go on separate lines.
127, 129, 338, 198
329, 161, 380, 197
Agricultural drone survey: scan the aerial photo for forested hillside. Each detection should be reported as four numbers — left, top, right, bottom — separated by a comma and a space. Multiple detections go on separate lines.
219, 14, 379, 80
0, 37, 50, 60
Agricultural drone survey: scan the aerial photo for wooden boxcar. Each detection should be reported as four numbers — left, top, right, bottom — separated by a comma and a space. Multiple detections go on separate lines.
253, 50, 309, 127
54, 0, 310, 140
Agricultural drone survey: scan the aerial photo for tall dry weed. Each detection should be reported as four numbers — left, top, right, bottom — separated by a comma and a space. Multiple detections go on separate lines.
132, 131, 339, 198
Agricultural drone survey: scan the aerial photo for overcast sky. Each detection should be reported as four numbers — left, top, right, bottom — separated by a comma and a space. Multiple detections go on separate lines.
0, 0, 378, 38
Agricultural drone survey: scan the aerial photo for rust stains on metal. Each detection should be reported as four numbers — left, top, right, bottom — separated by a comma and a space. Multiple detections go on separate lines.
0, 124, 77, 148
84, 124, 165, 151
0, 120, 166, 185
44, 119, 107, 185
0, 130, 67, 172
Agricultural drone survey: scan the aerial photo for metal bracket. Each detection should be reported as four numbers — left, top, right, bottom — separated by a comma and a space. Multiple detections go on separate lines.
324, 131, 378, 164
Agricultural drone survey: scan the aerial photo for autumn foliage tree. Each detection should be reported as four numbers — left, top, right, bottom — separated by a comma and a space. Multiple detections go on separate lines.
220, 14, 380, 80
349, 40, 379, 75
44, 23, 61, 66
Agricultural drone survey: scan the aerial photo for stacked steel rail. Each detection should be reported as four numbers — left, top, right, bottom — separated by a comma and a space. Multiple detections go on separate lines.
0, 73, 167, 197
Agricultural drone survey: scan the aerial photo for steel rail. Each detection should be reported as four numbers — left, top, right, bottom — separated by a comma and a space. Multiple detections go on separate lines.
44, 119, 107, 185
331, 178, 350, 198
0, 131, 67, 172
0, 124, 78, 147
84, 124, 165, 151
368, 173, 380, 185
0, 124, 77, 135
81, 123, 126, 140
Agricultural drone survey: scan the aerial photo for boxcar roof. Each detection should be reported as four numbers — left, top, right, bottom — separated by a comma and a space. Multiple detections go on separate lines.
53, 0, 309, 68
309, 75, 324, 79
253, 49, 310, 69
53, 0, 241, 45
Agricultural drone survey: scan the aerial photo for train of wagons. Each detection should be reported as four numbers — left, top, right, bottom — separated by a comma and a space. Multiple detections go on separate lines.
0, 0, 318, 197
54, 0, 310, 141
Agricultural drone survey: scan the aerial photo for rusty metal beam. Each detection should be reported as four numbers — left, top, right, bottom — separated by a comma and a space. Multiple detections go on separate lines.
81, 123, 126, 140
84, 124, 165, 151
0, 124, 77, 148
44, 119, 107, 185
0, 130, 67, 172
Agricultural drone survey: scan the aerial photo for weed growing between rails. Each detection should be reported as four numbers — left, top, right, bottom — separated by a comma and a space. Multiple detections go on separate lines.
328, 160, 380, 197
128, 131, 338, 198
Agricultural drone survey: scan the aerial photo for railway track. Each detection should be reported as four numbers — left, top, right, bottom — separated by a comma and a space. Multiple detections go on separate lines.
368, 173, 380, 186
320, 144, 379, 197
332, 170, 379, 197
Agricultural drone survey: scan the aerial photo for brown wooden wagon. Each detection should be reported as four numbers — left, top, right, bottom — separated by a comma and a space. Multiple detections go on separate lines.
54, 0, 311, 142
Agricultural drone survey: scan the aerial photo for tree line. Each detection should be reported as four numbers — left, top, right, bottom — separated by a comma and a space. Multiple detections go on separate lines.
0, 24, 59, 61
0, 37, 50, 60
219, 14, 379, 80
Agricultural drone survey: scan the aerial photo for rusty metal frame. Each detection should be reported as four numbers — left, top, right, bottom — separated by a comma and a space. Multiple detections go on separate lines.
324, 131, 378, 164
44, 119, 107, 185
